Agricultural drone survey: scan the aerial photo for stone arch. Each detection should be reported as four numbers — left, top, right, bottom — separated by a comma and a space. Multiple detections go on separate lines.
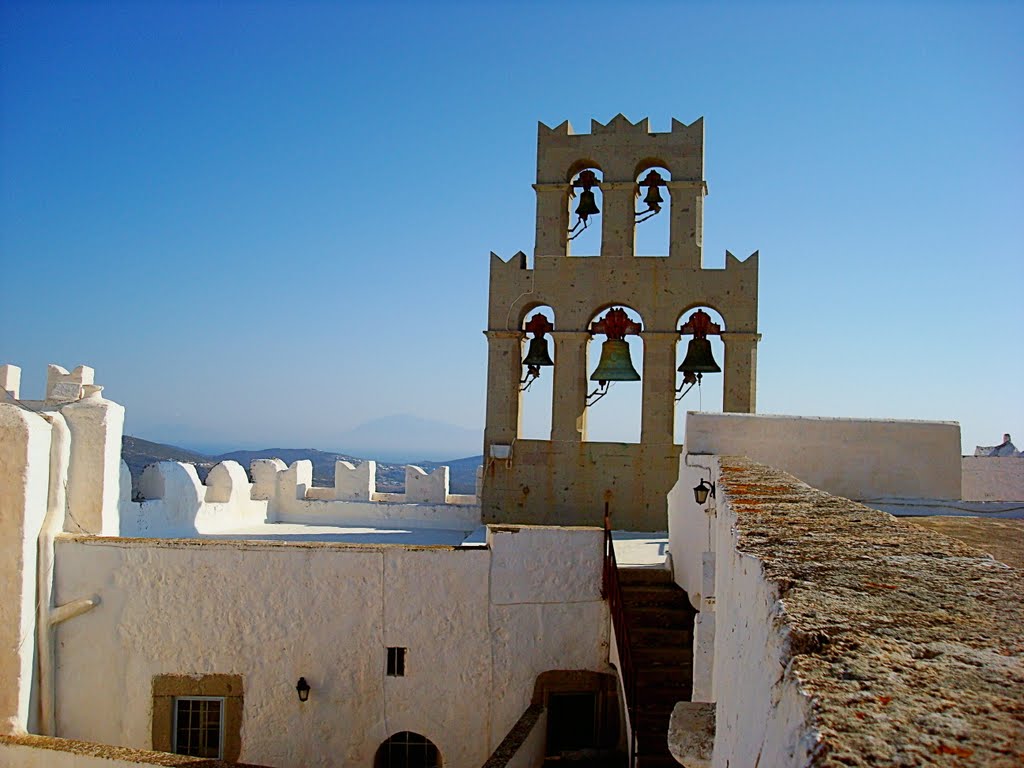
565, 158, 604, 182
633, 156, 673, 178
676, 302, 728, 330
374, 732, 441, 768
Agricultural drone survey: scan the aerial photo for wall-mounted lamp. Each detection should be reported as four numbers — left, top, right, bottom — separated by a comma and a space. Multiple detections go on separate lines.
677, 309, 722, 401
296, 677, 310, 702
693, 479, 716, 505
568, 169, 600, 240
586, 307, 642, 407
636, 169, 665, 223
520, 313, 554, 392
692, 479, 716, 507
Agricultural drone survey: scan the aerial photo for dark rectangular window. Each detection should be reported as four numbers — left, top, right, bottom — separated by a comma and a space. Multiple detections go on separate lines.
173, 697, 223, 758
386, 647, 407, 677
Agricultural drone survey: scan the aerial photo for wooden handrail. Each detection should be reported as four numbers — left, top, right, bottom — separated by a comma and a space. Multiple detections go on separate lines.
603, 504, 637, 766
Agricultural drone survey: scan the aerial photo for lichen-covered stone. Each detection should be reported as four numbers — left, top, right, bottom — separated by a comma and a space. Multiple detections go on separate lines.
719, 456, 1024, 767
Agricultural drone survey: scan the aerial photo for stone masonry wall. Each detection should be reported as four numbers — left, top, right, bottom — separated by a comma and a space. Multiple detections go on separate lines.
713, 456, 1023, 766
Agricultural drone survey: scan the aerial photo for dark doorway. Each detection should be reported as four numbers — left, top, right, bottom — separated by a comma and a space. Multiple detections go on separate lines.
546, 692, 598, 751
374, 731, 441, 768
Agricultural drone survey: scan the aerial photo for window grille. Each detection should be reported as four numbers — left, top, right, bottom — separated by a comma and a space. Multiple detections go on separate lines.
375, 731, 441, 768
173, 696, 224, 759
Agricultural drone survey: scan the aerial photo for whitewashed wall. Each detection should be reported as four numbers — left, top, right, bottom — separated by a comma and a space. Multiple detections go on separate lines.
52, 527, 608, 768
961, 456, 1024, 501
708, 482, 815, 767
685, 412, 961, 500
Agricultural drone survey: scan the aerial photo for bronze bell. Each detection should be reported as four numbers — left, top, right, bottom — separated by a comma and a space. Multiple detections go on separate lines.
642, 184, 663, 210
678, 338, 721, 375
591, 339, 641, 383
575, 189, 600, 220
522, 336, 554, 368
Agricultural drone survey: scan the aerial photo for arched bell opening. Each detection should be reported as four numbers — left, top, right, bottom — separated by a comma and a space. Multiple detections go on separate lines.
519, 305, 556, 440
634, 164, 671, 257
585, 305, 644, 444
374, 732, 442, 768
673, 306, 726, 444
567, 167, 603, 258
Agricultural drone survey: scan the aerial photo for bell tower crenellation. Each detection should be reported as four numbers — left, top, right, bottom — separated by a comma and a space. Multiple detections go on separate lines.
534, 114, 706, 263
484, 115, 760, 530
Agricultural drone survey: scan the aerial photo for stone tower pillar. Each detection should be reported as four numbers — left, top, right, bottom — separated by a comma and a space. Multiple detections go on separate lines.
482, 115, 760, 529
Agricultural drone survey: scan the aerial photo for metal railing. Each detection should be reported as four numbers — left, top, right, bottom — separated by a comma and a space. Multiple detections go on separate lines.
602, 504, 637, 766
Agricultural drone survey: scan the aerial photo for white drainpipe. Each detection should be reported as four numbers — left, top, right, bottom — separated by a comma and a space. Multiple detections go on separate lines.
37, 411, 100, 736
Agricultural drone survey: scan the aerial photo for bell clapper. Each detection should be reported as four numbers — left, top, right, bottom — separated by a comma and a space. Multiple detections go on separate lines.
585, 380, 611, 406
520, 365, 541, 392
676, 372, 702, 402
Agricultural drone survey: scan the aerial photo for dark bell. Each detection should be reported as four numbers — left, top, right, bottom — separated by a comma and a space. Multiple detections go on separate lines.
591, 339, 641, 383
678, 338, 721, 375
575, 189, 600, 220
642, 185, 664, 209
522, 337, 554, 368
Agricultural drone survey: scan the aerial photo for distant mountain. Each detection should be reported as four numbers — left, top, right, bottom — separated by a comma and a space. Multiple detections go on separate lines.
331, 414, 482, 462
121, 436, 481, 496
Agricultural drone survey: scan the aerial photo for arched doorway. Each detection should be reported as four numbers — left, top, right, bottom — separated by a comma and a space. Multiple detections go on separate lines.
374, 732, 441, 768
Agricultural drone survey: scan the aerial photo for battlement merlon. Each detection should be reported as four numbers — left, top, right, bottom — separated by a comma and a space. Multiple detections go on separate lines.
487, 250, 759, 333
536, 114, 704, 184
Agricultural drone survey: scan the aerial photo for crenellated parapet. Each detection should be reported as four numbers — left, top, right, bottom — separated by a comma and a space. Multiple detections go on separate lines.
536, 114, 704, 185
534, 114, 708, 260
487, 249, 759, 333
125, 457, 481, 536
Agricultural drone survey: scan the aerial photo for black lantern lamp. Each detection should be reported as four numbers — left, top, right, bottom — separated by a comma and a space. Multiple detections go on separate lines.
693, 479, 716, 505
296, 677, 310, 702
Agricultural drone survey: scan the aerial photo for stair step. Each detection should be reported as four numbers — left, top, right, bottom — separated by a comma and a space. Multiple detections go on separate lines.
631, 626, 693, 645
636, 666, 693, 686
634, 646, 693, 663
623, 606, 695, 629
617, 568, 674, 586
621, 588, 695, 610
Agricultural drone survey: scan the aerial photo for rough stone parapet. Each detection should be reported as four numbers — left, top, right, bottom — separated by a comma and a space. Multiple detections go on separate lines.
718, 456, 1024, 766
0, 732, 270, 766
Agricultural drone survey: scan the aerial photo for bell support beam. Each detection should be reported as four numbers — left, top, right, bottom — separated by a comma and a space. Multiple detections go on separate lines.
533, 182, 570, 257
599, 181, 637, 257
550, 331, 590, 442
721, 331, 761, 413
641, 331, 679, 444
667, 180, 707, 268
483, 331, 525, 446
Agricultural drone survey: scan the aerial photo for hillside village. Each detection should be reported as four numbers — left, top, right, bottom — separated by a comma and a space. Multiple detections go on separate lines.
1, 115, 1022, 768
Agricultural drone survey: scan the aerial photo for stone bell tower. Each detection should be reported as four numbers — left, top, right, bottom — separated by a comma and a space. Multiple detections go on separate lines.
482, 115, 760, 530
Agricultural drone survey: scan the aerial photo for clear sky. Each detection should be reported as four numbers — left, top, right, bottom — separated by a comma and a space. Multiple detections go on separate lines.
2, 0, 1021, 457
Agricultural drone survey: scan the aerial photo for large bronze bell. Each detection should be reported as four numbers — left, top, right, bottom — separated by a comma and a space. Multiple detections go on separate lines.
591, 339, 641, 383
575, 189, 600, 220
678, 338, 721, 375
642, 184, 663, 210
522, 336, 554, 368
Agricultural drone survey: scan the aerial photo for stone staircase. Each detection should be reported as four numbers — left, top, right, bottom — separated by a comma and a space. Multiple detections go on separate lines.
619, 568, 697, 767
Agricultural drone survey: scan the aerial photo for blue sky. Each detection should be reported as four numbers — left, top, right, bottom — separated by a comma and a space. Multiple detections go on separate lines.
1, 1, 1021, 457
